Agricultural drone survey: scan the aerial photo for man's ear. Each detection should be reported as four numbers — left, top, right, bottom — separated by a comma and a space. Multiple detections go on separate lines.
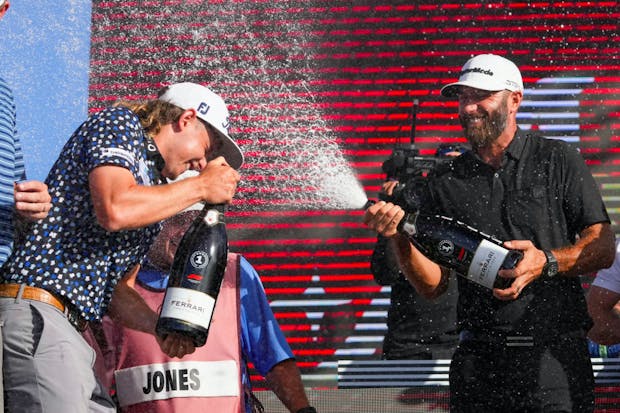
510, 91, 523, 112
177, 108, 198, 130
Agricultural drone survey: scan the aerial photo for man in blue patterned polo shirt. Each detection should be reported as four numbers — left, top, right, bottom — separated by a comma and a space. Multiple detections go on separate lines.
0, 82, 243, 412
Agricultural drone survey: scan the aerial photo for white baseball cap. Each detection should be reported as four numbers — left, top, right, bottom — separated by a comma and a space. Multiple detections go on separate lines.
440, 54, 523, 97
158, 82, 244, 170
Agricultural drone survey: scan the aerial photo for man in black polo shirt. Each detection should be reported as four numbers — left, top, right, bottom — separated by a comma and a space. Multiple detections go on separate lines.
363, 54, 615, 412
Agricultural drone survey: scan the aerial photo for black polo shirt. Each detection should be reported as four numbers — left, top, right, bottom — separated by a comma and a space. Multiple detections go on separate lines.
419, 129, 609, 337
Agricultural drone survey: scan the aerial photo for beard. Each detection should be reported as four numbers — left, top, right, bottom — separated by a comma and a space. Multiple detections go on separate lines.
459, 95, 509, 148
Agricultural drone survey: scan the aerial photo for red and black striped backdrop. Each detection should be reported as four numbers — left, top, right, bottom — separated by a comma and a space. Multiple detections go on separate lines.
88, 0, 620, 389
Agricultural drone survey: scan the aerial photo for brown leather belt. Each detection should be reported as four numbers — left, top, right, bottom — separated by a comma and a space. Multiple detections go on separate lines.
0, 284, 88, 331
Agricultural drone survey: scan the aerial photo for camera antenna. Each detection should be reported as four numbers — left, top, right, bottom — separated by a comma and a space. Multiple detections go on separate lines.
410, 99, 418, 145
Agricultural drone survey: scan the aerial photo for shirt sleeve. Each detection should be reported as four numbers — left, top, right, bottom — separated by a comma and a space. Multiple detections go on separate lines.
239, 256, 294, 377
81, 107, 146, 178
592, 239, 620, 294
371, 235, 401, 286
560, 142, 610, 231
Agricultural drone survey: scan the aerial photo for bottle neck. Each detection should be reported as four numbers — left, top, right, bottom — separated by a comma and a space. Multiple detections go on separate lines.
204, 204, 226, 214
202, 204, 226, 226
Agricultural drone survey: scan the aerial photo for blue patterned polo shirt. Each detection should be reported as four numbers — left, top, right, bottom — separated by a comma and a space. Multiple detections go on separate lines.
2, 106, 161, 321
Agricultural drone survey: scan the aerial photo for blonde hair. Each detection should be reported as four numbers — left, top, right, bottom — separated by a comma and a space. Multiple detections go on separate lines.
113, 99, 185, 139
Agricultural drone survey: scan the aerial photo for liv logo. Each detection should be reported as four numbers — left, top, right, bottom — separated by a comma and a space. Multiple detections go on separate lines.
197, 102, 210, 115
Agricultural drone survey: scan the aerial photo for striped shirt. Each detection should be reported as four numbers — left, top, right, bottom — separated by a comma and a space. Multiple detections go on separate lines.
0, 76, 26, 266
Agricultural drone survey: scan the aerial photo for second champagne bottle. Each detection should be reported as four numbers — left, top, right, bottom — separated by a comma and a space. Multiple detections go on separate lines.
397, 210, 522, 289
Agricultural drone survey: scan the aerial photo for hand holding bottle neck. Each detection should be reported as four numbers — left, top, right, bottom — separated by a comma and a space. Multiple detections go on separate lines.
363, 198, 415, 239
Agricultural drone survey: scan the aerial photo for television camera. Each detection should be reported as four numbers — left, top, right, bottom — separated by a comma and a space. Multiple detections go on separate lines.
379, 100, 465, 211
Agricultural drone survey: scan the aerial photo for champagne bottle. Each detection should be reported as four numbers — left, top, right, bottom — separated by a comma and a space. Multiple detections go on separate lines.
155, 204, 228, 347
396, 210, 522, 289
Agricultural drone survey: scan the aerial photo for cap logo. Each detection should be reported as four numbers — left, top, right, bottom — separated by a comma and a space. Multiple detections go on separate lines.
460, 67, 494, 77
197, 102, 211, 116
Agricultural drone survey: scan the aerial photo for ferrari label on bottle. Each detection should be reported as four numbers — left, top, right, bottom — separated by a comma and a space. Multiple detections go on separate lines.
466, 239, 508, 289
160, 287, 216, 329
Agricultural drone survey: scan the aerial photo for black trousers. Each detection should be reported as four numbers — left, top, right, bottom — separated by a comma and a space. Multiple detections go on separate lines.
449, 332, 594, 413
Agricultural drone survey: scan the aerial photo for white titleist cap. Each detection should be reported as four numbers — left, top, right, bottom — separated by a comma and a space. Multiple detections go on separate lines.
158, 82, 244, 169
441, 54, 523, 97
167, 170, 204, 213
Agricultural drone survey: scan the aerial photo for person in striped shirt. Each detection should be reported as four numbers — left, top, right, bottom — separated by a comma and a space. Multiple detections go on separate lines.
0, 0, 52, 266
0, 1, 52, 411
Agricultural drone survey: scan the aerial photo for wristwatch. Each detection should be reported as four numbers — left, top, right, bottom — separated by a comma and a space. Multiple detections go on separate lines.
542, 249, 559, 278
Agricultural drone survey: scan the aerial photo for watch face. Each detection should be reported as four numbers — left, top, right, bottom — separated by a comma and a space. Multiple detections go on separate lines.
544, 250, 558, 277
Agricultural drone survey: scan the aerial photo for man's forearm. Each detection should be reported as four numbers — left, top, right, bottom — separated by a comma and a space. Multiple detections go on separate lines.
265, 359, 311, 413
556, 222, 615, 277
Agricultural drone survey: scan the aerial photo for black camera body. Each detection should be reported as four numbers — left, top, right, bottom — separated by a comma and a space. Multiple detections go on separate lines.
381, 144, 447, 182
380, 144, 453, 212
